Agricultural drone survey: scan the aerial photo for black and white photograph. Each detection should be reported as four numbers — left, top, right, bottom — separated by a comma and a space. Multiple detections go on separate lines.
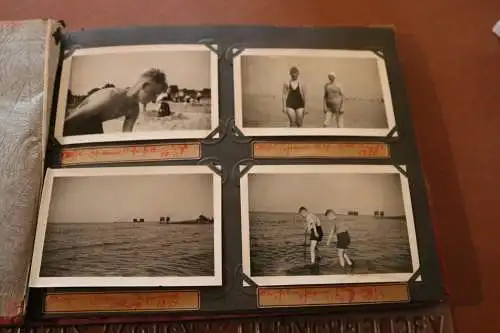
240, 165, 419, 286
54, 44, 219, 145
234, 48, 396, 137
29, 166, 222, 288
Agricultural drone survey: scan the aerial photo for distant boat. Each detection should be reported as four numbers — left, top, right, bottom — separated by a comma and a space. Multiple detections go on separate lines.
133, 218, 145, 223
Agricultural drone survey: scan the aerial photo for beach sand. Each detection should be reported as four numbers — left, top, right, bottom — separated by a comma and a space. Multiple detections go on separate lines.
242, 95, 388, 128
102, 100, 212, 133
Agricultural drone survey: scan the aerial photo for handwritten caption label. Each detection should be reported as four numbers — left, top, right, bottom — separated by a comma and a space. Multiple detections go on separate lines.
60, 143, 201, 166
258, 284, 409, 308
44, 291, 200, 313
252, 142, 390, 159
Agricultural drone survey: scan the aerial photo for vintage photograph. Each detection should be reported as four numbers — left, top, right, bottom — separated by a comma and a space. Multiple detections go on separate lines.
234, 48, 396, 137
54, 44, 219, 145
240, 165, 419, 286
29, 166, 222, 288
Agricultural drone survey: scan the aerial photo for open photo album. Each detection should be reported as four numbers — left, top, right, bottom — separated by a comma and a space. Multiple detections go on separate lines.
0, 20, 444, 323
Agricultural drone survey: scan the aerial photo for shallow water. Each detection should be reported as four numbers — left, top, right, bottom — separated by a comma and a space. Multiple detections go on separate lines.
40, 222, 214, 277
250, 212, 413, 276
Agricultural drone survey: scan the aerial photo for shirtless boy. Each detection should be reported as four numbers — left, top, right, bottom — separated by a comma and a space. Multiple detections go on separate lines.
299, 206, 323, 265
63, 68, 168, 136
323, 72, 344, 128
325, 209, 353, 269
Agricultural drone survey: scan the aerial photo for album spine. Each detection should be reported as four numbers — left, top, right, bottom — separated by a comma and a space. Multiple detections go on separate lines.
0, 18, 64, 327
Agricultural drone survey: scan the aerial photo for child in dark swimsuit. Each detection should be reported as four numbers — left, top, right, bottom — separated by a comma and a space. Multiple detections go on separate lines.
282, 67, 306, 127
325, 209, 353, 269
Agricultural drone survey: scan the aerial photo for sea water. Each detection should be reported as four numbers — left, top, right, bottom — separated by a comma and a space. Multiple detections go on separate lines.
250, 212, 413, 276
40, 222, 214, 277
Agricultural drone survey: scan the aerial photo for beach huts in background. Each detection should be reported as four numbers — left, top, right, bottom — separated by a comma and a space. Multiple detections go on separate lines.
67, 84, 211, 111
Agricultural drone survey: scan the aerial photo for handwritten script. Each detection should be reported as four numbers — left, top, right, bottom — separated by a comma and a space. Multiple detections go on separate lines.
44, 291, 199, 313
252, 142, 390, 159
258, 285, 408, 307
60, 143, 201, 166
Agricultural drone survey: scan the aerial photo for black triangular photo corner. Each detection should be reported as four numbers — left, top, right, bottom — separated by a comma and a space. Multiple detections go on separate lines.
224, 45, 246, 62
408, 267, 422, 284
230, 120, 252, 144
406, 267, 422, 299
62, 45, 82, 60
197, 38, 219, 56
231, 158, 257, 184
386, 125, 398, 138
393, 164, 408, 178
202, 122, 227, 145
372, 50, 385, 59
234, 264, 259, 290
197, 157, 226, 183
51, 27, 63, 46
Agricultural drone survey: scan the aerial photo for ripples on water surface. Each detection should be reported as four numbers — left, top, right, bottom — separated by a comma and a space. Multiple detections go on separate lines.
40, 222, 214, 277
250, 212, 413, 276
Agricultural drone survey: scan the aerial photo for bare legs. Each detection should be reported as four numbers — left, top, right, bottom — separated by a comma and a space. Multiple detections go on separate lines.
337, 248, 353, 268
323, 111, 344, 128
310, 240, 318, 264
286, 108, 305, 127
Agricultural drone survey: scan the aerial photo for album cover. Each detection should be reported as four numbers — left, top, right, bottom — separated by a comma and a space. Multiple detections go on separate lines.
0, 19, 62, 325
20, 23, 445, 323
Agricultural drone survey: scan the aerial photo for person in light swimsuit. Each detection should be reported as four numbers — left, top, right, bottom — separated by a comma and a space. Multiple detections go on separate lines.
64, 69, 168, 136
323, 72, 344, 128
325, 209, 353, 269
282, 67, 307, 127
299, 206, 323, 265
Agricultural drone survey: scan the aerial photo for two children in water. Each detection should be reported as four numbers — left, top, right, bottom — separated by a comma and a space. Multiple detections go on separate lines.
298, 206, 354, 270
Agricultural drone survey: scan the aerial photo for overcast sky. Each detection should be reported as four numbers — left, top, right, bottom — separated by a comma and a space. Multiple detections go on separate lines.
69, 50, 211, 94
48, 174, 213, 223
248, 173, 405, 216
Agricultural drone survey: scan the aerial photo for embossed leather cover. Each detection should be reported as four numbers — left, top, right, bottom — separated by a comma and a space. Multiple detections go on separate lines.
0, 19, 61, 325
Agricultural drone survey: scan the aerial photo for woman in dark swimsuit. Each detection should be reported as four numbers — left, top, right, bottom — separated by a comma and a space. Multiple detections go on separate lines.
282, 67, 306, 127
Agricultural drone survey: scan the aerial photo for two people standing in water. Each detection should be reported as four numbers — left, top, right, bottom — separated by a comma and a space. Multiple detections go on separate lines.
282, 67, 344, 128
298, 206, 354, 270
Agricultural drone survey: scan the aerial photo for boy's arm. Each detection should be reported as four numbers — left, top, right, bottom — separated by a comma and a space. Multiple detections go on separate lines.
122, 104, 140, 132
326, 228, 334, 246
65, 90, 114, 122
323, 84, 328, 111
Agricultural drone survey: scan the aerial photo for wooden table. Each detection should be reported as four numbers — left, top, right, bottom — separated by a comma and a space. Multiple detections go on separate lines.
1, 1, 500, 332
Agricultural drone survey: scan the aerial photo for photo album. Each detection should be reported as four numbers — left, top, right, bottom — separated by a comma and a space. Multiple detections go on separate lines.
0, 19, 445, 323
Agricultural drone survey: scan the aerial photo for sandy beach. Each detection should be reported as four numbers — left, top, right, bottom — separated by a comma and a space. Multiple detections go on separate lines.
101, 100, 212, 133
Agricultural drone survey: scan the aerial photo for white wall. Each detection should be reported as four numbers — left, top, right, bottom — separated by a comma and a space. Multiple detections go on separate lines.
48, 174, 213, 223
248, 173, 405, 217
